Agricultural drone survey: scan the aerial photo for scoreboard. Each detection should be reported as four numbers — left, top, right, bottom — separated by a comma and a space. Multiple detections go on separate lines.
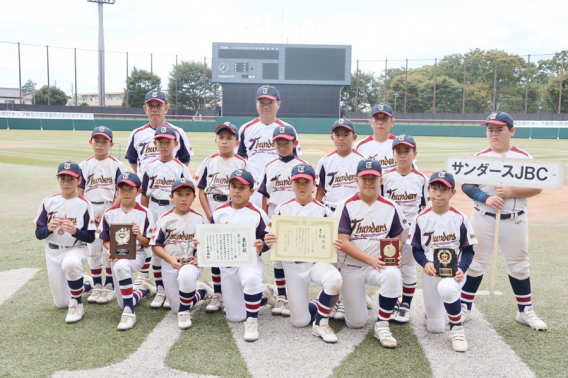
212, 43, 352, 86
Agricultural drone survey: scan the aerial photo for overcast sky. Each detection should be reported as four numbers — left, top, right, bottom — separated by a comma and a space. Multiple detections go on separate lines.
1, 0, 566, 95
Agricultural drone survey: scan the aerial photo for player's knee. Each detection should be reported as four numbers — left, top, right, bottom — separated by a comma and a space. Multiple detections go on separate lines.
345, 316, 367, 329
322, 271, 342, 296
437, 279, 460, 303
61, 259, 82, 281
291, 316, 310, 328
466, 261, 486, 278
243, 274, 263, 294
381, 267, 403, 297
113, 261, 129, 281
507, 261, 530, 280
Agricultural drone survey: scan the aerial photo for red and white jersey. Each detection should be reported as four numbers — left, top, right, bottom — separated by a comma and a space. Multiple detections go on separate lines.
100, 203, 154, 252
34, 194, 96, 247
354, 134, 397, 171
407, 207, 477, 262
79, 156, 126, 204
211, 202, 270, 241
474, 147, 533, 214
382, 168, 430, 225
316, 150, 365, 209
335, 193, 408, 267
237, 118, 302, 182
258, 156, 309, 217
149, 209, 205, 257
125, 122, 193, 176
194, 153, 250, 196
142, 158, 191, 201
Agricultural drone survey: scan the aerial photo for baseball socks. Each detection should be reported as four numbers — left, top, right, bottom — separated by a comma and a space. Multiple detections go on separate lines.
375, 294, 398, 348
206, 267, 223, 312
460, 274, 484, 321
151, 263, 168, 309
312, 292, 338, 343
395, 281, 416, 323
272, 268, 290, 316
117, 277, 154, 331
98, 266, 116, 304
445, 299, 468, 352
243, 292, 262, 342
88, 267, 103, 303
177, 288, 208, 329
510, 275, 547, 331
65, 275, 92, 323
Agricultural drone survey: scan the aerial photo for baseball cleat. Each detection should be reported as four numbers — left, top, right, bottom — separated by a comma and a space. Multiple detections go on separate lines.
272, 295, 287, 316
281, 299, 290, 317
83, 275, 94, 293
366, 294, 373, 309
163, 296, 171, 309
132, 272, 149, 291
262, 284, 277, 309
178, 310, 192, 329
141, 280, 157, 296
374, 321, 397, 348
65, 299, 84, 323
88, 284, 103, 303
461, 303, 472, 322
97, 284, 116, 304
117, 307, 136, 331
333, 301, 345, 321
394, 303, 411, 323
312, 318, 338, 343
206, 294, 224, 313
151, 291, 166, 309
516, 306, 547, 331
244, 317, 259, 342
450, 326, 468, 352
197, 281, 214, 299
390, 301, 400, 322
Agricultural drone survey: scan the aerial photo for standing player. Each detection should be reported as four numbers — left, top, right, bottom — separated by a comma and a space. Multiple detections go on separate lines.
79, 126, 126, 305
237, 85, 301, 208
194, 122, 250, 312
34, 161, 96, 323
381, 135, 430, 322
460, 111, 547, 331
265, 164, 343, 343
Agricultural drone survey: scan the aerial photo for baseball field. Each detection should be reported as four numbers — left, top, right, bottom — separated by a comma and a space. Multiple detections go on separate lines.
0, 129, 567, 378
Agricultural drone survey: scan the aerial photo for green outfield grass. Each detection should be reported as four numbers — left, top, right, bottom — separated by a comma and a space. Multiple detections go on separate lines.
1, 130, 567, 377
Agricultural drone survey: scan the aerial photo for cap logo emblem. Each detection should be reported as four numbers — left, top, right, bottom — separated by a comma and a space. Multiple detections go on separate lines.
378, 104, 385, 111
160, 126, 167, 133
99, 126, 105, 132
180, 178, 187, 184
236, 170, 243, 177
262, 87, 269, 94
338, 118, 345, 125
366, 162, 373, 169
224, 122, 231, 126
152, 92, 158, 98
298, 165, 305, 173
490, 112, 497, 119
123, 172, 129, 179
438, 171, 446, 178
64, 163, 71, 169
279, 126, 286, 133
398, 135, 405, 141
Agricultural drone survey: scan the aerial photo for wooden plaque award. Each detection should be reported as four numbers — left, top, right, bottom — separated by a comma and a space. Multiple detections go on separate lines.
380, 238, 400, 266
110, 224, 136, 260
433, 246, 458, 277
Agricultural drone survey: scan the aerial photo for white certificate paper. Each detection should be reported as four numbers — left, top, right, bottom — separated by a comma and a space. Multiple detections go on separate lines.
196, 223, 257, 267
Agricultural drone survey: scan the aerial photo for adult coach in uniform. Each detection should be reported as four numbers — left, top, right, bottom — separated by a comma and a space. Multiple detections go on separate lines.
460, 111, 547, 331
237, 85, 301, 208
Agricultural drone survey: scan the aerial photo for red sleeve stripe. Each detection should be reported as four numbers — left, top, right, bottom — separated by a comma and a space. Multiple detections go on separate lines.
389, 134, 396, 140
134, 203, 148, 214
356, 135, 374, 149
353, 150, 365, 158
475, 147, 493, 156
132, 124, 151, 135
376, 195, 395, 208
511, 146, 529, 157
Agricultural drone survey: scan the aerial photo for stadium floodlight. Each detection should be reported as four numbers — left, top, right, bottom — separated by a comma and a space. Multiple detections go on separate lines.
88, 0, 116, 107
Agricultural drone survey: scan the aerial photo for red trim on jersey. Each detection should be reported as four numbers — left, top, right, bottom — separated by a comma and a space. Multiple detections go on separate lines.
323, 150, 338, 158
475, 147, 493, 156
241, 118, 260, 138
235, 154, 247, 162
266, 158, 280, 167
312, 199, 326, 208
86, 156, 95, 161
107, 203, 121, 212
296, 158, 309, 164
245, 202, 261, 215
345, 193, 361, 205
132, 124, 151, 136
134, 203, 148, 214
162, 209, 175, 218
376, 195, 395, 208
383, 168, 397, 175
281, 198, 296, 208
275, 119, 284, 126
449, 207, 464, 221
416, 207, 432, 219
352, 150, 365, 158
388, 134, 396, 140
355, 135, 374, 149
48, 193, 61, 198
77, 195, 89, 204
412, 168, 428, 180
511, 146, 529, 157
173, 158, 184, 167
215, 202, 232, 212
190, 209, 204, 218
109, 156, 118, 162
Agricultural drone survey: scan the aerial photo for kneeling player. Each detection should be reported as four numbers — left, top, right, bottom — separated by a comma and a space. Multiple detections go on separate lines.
101, 173, 157, 330
150, 178, 213, 329
408, 171, 477, 352
335, 159, 407, 348
265, 164, 343, 343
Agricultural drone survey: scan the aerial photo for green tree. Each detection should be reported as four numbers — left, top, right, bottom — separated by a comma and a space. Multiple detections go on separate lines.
122, 66, 161, 108
544, 74, 568, 113
166, 60, 216, 110
21, 79, 36, 94
342, 70, 383, 112
464, 82, 492, 113
421, 76, 464, 113
33, 85, 68, 105
387, 74, 427, 113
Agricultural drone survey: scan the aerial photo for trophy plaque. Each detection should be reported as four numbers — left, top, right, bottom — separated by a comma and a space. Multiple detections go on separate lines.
180, 241, 196, 265
110, 224, 136, 260
380, 238, 400, 266
433, 246, 458, 277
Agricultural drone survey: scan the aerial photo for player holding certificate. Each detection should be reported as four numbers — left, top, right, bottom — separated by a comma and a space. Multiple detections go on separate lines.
265, 164, 343, 343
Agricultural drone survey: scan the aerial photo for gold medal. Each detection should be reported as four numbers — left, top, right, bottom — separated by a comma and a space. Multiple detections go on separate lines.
384, 243, 396, 258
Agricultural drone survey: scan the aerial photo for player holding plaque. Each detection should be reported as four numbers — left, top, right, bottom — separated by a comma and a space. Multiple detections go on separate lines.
407, 171, 477, 352
433, 247, 459, 277
109, 224, 136, 259
380, 239, 401, 266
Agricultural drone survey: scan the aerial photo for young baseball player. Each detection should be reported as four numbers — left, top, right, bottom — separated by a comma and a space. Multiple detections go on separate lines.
150, 178, 213, 329
34, 161, 96, 323
408, 171, 477, 352
78, 126, 126, 305
237, 85, 301, 208
211, 169, 272, 342
141, 125, 191, 309
100, 172, 157, 330
265, 164, 343, 343
334, 159, 407, 348
381, 134, 430, 323
354, 103, 397, 171
194, 122, 250, 312
258, 125, 308, 317
460, 111, 547, 331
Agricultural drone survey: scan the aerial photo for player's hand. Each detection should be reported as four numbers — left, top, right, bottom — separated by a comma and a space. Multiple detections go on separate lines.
107, 250, 119, 263
169, 256, 182, 270
190, 256, 199, 267
454, 268, 464, 283
61, 220, 77, 235
332, 239, 342, 254
424, 262, 436, 277
485, 195, 505, 211
192, 238, 200, 246
132, 224, 141, 236
370, 256, 386, 272
495, 186, 512, 199
254, 239, 264, 254
265, 233, 277, 248
95, 215, 102, 227
398, 252, 402, 268
48, 218, 61, 232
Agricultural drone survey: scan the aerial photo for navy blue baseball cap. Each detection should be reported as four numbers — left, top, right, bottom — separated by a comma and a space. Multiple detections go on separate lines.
429, 171, 455, 189
171, 177, 196, 193
371, 103, 394, 117
154, 125, 176, 140
145, 90, 167, 105
117, 172, 141, 188
357, 159, 382, 177
480, 111, 514, 129
392, 134, 416, 149
331, 118, 356, 133
273, 125, 297, 141
91, 125, 113, 141
229, 169, 255, 188
256, 85, 280, 101
215, 122, 239, 140
291, 163, 316, 181
57, 161, 81, 178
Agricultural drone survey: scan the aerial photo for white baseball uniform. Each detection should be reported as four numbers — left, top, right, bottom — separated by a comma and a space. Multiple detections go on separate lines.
34, 194, 96, 308
407, 207, 477, 332
335, 193, 408, 328
149, 208, 205, 314
354, 134, 397, 171
211, 202, 270, 322
194, 153, 250, 214
316, 150, 365, 211
268, 199, 342, 327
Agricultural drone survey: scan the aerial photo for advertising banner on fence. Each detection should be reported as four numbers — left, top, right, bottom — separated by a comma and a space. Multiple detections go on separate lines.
0, 111, 94, 120
514, 121, 568, 128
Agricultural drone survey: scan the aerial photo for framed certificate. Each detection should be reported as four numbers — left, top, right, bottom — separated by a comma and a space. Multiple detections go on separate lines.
270, 216, 339, 263
195, 223, 257, 267
109, 224, 136, 260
